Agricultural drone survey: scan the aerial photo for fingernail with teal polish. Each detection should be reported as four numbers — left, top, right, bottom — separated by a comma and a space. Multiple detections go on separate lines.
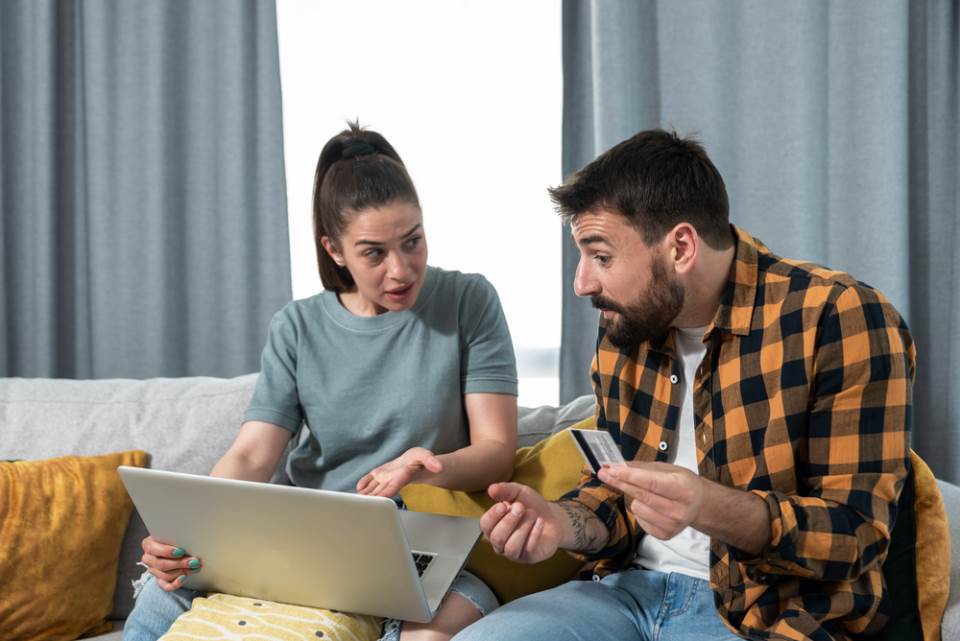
177, 575, 187, 584
188, 559, 201, 570
172, 547, 185, 558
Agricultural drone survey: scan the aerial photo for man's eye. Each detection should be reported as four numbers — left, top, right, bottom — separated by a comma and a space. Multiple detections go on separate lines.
594, 255, 611, 265
404, 236, 422, 248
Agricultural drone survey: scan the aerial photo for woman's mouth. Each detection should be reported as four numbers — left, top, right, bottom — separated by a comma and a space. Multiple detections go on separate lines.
385, 283, 415, 302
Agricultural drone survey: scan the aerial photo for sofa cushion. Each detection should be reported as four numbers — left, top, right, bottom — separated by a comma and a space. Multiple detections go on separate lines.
401, 417, 596, 604
0, 373, 260, 619
159, 594, 381, 641
0, 450, 147, 641
937, 479, 960, 640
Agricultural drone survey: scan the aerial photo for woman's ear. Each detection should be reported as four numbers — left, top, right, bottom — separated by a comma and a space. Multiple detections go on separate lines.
320, 236, 345, 267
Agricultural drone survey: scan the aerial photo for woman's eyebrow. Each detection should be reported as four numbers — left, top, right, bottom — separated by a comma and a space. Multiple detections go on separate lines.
354, 223, 423, 247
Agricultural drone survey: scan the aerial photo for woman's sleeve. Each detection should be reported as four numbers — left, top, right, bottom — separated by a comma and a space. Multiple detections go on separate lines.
459, 275, 518, 396
243, 307, 304, 433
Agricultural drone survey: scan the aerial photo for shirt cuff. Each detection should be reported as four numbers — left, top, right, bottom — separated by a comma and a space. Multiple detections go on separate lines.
242, 407, 303, 433
462, 376, 518, 396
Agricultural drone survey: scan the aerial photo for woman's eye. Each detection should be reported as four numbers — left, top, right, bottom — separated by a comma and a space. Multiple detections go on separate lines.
364, 248, 384, 259
404, 236, 422, 249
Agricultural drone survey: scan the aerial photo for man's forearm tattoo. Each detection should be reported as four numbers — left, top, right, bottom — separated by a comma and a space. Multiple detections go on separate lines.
557, 501, 607, 553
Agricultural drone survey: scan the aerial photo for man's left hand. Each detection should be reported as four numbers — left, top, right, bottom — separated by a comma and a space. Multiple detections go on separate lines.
598, 462, 705, 540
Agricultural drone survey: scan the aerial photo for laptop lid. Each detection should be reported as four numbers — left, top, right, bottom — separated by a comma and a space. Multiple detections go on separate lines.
118, 466, 479, 622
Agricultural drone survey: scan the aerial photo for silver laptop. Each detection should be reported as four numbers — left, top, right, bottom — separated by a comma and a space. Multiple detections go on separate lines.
118, 466, 481, 622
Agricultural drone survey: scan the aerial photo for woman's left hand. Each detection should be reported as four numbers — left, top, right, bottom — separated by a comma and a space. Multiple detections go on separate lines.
356, 447, 444, 497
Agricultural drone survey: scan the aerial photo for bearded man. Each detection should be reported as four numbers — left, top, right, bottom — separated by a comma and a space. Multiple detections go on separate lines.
453, 129, 915, 641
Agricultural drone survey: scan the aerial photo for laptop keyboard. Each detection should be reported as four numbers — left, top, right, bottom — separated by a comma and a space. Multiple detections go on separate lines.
411, 551, 436, 577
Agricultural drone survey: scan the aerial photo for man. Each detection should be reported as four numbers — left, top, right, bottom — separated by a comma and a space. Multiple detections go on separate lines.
453, 130, 915, 641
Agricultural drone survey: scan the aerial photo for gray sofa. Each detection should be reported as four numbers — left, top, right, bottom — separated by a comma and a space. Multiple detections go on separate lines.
0, 374, 956, 639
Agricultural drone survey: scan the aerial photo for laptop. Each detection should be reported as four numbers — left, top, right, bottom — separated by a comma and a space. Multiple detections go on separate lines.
118, 466, 481, 622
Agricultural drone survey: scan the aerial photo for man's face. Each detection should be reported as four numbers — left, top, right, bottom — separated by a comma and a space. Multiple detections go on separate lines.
571, 209, 684, 349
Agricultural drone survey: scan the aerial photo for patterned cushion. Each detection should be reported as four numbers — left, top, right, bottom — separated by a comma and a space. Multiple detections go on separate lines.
159, 593, 381, 641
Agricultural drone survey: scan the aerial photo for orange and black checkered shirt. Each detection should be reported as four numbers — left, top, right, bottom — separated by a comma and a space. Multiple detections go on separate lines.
562, 226, 915, 641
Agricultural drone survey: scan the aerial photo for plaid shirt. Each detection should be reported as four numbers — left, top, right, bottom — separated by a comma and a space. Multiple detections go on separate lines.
562, 226, 915, 641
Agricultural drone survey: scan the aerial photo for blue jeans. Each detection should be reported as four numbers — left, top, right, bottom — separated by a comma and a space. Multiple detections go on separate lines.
451, 569, 743, 641
124, 570, 498, 641
123, 575, 200, 640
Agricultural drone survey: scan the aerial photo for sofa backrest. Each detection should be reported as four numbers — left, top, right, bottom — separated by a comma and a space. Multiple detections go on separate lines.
0, 373, 596, 620
0, 374, 259, 619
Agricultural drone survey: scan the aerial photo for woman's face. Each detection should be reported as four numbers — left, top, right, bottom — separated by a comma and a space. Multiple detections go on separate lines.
321, 201, 428, 316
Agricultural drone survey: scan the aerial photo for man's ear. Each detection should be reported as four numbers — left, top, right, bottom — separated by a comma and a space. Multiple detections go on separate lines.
668, 223, 697, 274
320, 236, 345, 267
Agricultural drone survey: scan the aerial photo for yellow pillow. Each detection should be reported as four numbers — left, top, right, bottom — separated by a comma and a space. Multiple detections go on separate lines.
910, 450, 950, 641
400, 417, 597, 603
0, 450, 148, 641
160, 593, 382, 641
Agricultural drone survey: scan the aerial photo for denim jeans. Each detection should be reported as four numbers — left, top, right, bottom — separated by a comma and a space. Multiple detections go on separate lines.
450, 569, 743, 641
124, 569, 498, 641
123, 575, 199, 641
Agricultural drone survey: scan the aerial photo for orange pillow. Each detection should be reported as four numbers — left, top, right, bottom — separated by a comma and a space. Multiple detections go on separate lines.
0, 450, 148, 641
910, 450, 950, 641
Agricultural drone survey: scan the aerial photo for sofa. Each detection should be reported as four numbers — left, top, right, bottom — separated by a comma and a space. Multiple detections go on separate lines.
0, 373, 957, 640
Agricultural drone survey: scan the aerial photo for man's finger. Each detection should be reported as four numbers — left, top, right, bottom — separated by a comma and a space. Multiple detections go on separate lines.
486, 502, 526, 552
501, 513, 537, 561
601, 465, 682, 500
487, 482, 526, 504
524, 517, 545, 558
630, 499, 680, 540
479, 501, 511, 535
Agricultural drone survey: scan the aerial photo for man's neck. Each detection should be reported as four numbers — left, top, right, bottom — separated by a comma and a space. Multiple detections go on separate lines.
674, 244, 736, 328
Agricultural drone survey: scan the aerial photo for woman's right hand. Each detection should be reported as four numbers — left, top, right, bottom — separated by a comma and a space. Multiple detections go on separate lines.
140, 535, 202, 592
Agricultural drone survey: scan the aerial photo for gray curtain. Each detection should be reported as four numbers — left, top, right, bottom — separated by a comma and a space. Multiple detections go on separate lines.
560, 1, 960, 482
0, 0, 290, 379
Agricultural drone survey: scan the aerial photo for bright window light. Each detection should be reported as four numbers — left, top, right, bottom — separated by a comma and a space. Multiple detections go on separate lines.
277, 0, 563, 407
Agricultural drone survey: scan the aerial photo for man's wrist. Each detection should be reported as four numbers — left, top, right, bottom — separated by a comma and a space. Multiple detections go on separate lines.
553, 500, 609, 553
695, 479, 772, 555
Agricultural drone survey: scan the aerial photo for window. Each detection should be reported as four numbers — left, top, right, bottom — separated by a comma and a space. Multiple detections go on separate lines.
277, 0, 563, 406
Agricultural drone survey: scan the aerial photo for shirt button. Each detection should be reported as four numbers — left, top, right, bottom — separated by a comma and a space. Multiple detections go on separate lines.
592, 574, 601, 582
701, 433, 707, 444
669, 374, 679, 384
659, 441, 669, 451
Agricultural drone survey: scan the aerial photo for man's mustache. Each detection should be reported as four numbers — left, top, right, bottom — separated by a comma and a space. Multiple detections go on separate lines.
591, 296, 627, 315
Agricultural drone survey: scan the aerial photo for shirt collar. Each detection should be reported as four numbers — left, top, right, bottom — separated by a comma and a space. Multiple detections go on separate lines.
706, 224, 763, 338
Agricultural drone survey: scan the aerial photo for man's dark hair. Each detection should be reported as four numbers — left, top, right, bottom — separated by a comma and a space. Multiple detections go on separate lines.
312, 121, 420, 292
549, 129, 732, 249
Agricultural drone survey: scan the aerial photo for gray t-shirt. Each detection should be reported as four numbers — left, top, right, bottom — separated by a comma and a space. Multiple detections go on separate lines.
244, 267, 518, 493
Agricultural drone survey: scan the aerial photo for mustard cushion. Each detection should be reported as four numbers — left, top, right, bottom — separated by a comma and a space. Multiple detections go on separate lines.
0, 450, 148, 641
400, 417, 597, 603
911, 451, 950, 641
160, 593, 382, 641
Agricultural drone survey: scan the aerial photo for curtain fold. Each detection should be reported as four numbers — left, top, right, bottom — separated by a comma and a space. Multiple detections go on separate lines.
560, 0, 960, 481
0, 0, 290, 379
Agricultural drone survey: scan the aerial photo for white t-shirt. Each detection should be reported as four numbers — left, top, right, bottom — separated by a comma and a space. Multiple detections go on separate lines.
635, 325, 711, 579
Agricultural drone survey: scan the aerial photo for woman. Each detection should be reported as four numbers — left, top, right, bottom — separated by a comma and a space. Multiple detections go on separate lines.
124, 124, 518, 641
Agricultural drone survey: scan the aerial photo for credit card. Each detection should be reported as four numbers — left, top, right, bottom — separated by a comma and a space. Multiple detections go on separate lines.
569, 428, 625, 474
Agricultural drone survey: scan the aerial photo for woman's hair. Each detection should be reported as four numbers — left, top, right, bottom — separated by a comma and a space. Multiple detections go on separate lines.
312, 122, 420, 291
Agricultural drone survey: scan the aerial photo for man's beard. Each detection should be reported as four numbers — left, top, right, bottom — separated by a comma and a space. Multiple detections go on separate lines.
592, 259, 684, 350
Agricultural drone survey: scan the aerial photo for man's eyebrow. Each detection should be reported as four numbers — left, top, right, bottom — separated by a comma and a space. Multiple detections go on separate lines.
577, 234, 610, 247
354, 223, 423, 247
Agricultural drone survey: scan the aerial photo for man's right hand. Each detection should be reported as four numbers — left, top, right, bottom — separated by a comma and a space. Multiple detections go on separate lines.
140, 535, 202, 592
481, 482, 566, 564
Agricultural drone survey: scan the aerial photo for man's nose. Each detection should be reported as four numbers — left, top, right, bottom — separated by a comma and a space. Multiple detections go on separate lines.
573, 258, 599, 298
